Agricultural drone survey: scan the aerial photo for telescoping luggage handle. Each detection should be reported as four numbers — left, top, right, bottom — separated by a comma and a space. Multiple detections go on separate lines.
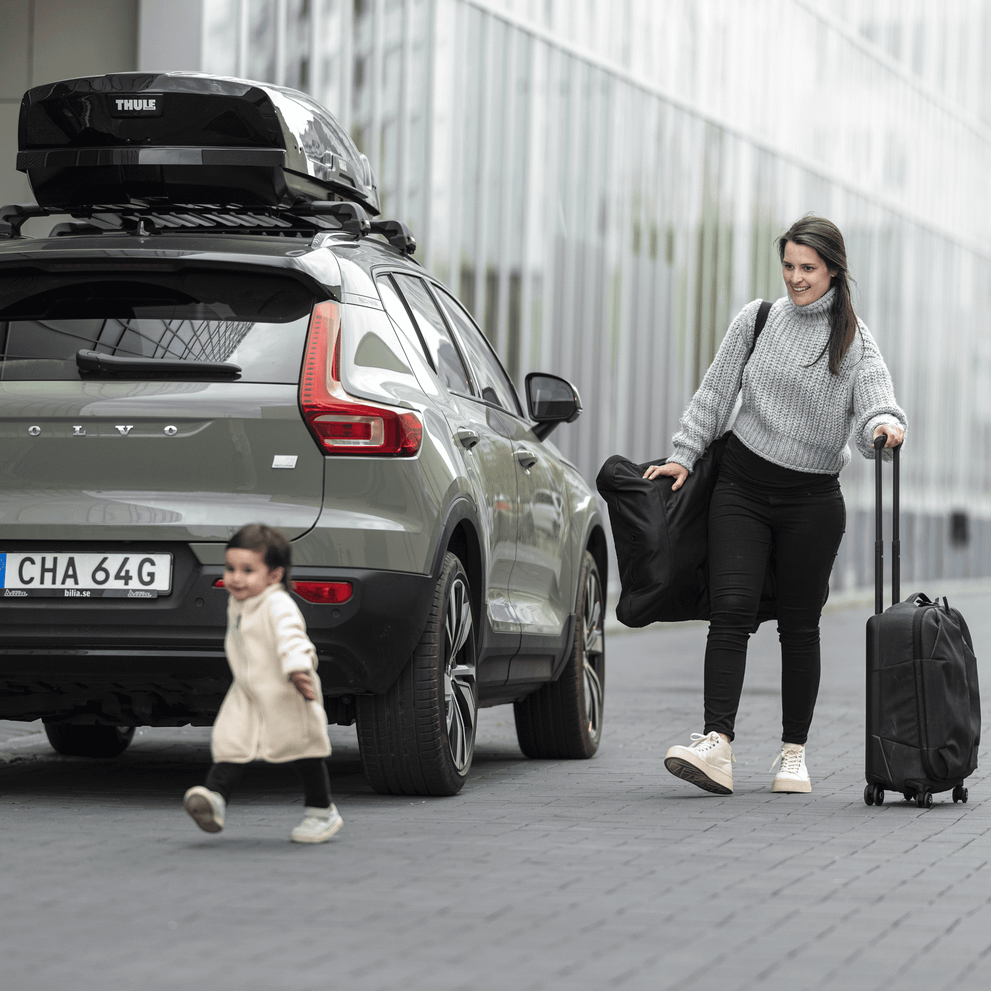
874, 435, 901, 615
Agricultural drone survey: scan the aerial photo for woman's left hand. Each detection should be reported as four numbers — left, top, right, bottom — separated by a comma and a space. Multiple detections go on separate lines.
290, 671, 317, 700
873, 424, 904, 448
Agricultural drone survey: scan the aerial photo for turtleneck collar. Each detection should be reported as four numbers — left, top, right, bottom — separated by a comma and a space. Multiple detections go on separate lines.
783, 285, 835, 319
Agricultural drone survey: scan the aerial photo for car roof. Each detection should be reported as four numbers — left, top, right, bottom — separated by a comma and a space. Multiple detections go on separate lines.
0, 228, 424, 303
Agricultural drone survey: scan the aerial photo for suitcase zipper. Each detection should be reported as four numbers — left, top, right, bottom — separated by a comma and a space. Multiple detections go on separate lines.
912, 604, 943, 784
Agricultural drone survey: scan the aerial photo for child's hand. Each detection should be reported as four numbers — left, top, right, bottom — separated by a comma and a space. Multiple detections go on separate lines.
289, 671, 317, 701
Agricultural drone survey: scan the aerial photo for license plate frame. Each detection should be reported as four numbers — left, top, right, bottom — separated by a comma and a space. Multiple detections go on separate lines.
0, 551, 173, 599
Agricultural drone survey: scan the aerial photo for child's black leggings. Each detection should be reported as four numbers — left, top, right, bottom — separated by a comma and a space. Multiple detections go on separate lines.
205, 758, 331, 808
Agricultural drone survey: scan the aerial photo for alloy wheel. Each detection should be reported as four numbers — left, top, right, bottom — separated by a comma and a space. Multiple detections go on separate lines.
582, 566, 604, 740
443, 575, 477, 771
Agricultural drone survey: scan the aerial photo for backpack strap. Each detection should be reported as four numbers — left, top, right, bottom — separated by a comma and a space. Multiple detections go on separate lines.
743, 298, 772, 365
755, 299, 772, 338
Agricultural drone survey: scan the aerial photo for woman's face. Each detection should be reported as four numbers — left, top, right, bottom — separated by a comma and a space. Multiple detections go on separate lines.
781, 241, 836, 306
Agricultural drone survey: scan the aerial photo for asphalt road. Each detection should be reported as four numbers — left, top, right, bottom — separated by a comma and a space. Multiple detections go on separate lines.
2, 587, 991, 991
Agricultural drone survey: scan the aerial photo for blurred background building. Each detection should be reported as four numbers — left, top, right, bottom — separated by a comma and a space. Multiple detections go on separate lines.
3, 0, 991, 593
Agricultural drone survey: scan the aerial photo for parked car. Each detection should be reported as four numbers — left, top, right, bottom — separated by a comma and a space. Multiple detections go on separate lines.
0, 72, 607, 795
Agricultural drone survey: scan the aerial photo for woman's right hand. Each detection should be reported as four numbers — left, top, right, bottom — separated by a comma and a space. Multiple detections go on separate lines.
643, 462, 689, 490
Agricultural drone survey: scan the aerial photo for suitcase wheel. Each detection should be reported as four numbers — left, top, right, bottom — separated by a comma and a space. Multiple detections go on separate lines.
864, 783, 884, 806
903, 790, 914, 803
953, 785, 969, 804
916, 791, 933, 809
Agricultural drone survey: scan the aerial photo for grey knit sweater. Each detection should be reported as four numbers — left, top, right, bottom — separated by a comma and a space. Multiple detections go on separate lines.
670, 289, 907, 474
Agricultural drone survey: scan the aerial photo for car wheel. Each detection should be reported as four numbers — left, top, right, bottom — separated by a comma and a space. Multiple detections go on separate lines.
43, 722, 135, 758
513, 549, 605, 759
356, 552, 478, 796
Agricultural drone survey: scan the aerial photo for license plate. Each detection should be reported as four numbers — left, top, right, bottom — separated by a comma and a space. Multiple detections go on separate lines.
0, 552, 173, 598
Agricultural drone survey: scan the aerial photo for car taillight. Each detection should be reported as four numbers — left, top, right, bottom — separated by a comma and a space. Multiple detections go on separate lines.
291, 581, 353, 604
212, 578, 353, 604
299, 300, 422, 456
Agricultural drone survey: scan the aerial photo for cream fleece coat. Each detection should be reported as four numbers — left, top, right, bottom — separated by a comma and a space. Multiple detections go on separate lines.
211, 583, 331, 764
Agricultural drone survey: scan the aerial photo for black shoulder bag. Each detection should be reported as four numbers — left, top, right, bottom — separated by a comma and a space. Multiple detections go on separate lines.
596, 300, 774, 628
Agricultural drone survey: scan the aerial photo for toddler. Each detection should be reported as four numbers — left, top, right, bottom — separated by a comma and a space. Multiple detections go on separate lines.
183, 524, 342, 843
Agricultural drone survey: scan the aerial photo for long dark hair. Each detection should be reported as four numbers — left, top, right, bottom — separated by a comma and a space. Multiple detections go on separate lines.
777, 215, 858, 374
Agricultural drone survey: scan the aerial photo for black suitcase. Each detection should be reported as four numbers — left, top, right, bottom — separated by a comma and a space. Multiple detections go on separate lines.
864, 436, 981, 808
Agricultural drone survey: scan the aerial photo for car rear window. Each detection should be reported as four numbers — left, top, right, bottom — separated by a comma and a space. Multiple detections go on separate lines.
0, 268, 320, 382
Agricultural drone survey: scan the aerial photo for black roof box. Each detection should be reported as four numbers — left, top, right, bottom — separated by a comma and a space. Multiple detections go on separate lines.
17, 72, 379, 214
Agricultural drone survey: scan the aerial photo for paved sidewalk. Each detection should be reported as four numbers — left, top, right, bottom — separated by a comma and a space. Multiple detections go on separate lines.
1, 587, 989, 991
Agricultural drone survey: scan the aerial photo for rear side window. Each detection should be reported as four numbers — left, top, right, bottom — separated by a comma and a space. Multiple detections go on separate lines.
389, 274, 472, 395
432, 286, 522, 415
0, 268, 319, 382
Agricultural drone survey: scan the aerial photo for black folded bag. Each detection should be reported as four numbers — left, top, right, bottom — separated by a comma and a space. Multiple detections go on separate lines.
596, 439, 777, 628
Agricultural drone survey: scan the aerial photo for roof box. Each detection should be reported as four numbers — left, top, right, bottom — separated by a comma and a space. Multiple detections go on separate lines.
17, 72, 379, 214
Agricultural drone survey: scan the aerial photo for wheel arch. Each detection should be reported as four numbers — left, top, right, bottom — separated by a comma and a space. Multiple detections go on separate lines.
430, 496, 484, 630
584, 520, 609, 603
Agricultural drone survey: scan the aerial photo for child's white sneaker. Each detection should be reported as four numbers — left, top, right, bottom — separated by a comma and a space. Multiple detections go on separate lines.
771, 743, 812, 793
183, 786, 226, 832
291, 804, 343, 843
664, 731, 735, 794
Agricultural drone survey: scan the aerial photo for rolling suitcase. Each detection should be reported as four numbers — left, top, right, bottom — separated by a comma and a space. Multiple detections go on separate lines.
864, 436, 981, 808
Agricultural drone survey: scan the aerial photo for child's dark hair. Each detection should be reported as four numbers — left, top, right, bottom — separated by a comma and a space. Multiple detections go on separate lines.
227, 524, 291, 583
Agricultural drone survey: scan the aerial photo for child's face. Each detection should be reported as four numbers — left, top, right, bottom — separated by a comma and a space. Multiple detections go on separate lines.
224, 547, 284, 602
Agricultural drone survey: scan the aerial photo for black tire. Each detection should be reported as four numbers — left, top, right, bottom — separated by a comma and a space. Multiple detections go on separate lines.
953, 785, 969, 804
864, 784, 874, 806
43, 722, 135, 758
513, 549, 605, 759
917, 791, 933, 809
356, 552, 477, 796
873, 785, 885, 806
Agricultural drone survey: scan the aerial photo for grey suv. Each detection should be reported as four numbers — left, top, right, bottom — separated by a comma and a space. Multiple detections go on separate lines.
0, 72, 607, 795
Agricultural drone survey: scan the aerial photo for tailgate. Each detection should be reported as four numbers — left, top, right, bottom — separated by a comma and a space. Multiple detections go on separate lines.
0, 260, 326, 543
0, 381, 323, 542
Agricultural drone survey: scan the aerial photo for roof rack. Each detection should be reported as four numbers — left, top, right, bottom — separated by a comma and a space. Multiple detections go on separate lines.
0, 200, 417, 255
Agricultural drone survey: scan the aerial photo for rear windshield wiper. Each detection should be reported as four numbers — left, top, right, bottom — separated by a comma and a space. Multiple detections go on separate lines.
76, 349, 242, 378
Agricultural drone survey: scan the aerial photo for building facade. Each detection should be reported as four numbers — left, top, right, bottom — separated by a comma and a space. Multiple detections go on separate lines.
4, 0, 991, 591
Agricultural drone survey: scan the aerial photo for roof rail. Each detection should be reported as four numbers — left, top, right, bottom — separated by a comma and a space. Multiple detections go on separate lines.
0, 199, 417, 255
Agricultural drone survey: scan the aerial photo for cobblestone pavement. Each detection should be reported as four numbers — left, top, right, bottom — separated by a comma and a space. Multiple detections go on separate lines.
2, 589, 990, 991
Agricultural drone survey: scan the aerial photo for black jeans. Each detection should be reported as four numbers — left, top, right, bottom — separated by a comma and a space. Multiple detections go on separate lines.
703, 473, 845, 744
205, 758, 331, 808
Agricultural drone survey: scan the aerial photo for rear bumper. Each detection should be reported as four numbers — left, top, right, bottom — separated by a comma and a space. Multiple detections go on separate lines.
0, 565, 435, 724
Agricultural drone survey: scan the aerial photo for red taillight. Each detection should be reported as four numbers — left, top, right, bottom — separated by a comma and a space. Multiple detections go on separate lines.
212, 577, 353, 604
291, 581, 353, 604
299, 300, 422, 456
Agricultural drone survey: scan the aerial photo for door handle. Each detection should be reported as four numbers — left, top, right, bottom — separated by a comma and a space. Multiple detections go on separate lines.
516, 448, 538, 470
457, 428, 480, 450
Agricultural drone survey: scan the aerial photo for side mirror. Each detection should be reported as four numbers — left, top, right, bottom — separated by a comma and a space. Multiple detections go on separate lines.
526, 373, 582, 440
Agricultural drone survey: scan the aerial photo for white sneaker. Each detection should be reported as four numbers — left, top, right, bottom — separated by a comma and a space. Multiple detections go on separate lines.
183, 786, 226, 833
771, 743, 811, 793
291, 804, 343, 844
664, 732, 735, 794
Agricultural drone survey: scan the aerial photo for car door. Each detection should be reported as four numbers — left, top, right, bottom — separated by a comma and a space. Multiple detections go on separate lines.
379, 272, 522, 683
430, 285, 573, 676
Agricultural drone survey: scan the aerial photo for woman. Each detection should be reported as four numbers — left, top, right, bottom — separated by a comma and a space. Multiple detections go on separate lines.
645, 215, 906, 796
